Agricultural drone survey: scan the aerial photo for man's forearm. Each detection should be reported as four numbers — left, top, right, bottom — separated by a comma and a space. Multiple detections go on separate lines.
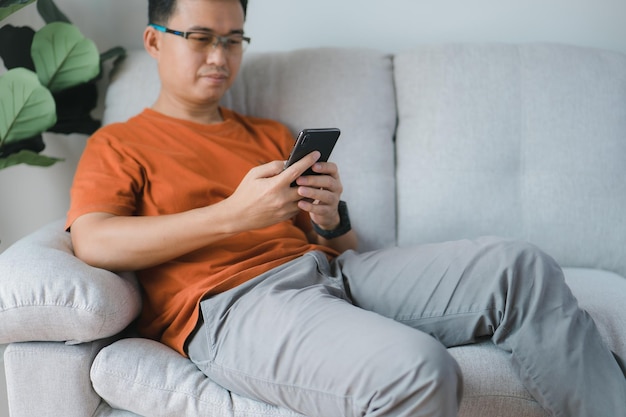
69, 204, 237, 272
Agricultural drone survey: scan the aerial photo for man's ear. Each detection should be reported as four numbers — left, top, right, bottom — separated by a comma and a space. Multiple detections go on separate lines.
144, 26, 161, 58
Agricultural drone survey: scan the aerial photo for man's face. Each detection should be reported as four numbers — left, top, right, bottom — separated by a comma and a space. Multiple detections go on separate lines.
156, 0, 245, 107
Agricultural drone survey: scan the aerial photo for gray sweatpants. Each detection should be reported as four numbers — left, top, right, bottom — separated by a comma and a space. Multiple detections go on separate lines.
187, 237, 626, 417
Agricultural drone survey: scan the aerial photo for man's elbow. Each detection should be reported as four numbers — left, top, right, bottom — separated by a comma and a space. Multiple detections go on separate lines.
69, 214, 119, 270
70, 230, 109, 269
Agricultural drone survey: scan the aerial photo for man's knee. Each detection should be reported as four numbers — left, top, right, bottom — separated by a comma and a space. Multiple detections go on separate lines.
488, 239, 577, 343
503, 240, 564, 290
409, 341, 463, 411
362, 334, 462, 417
482, 238, 564, 291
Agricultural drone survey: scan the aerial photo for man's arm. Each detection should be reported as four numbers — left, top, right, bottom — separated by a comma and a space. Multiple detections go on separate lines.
71, 205, 236, 272
70, 152, 323, 271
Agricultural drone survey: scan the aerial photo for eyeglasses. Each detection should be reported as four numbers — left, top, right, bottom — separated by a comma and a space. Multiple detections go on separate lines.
149, 23, 251, 54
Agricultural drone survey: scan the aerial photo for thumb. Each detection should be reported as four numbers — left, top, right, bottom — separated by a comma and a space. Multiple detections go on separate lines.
249, 160, 285, 179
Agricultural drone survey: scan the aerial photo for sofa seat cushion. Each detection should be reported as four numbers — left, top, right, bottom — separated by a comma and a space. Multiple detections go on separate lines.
91, 338, 305, 417
0, 220, 142, 344
449, 343, 548, 417
90, 268, 625, 417
452, 267, 626, 416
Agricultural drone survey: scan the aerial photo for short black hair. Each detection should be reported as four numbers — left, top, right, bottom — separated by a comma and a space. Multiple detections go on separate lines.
149, 0, 248, 25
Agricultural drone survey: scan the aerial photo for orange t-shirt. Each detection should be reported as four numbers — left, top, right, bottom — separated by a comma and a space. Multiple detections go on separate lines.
66, 108, 338, 356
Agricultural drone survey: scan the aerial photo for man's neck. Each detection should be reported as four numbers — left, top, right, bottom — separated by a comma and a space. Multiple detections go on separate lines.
151, 95, 224, 125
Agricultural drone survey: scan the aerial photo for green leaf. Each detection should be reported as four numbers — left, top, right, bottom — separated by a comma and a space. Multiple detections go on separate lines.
0, 68, 57, 146
36, 0, 71, 24
0, 0, 36, 21
0, 149, 63, 170
0, 135, 45, 158
100, 46, 127, 65
31, 22, 100, 93
0, 24, 36, 71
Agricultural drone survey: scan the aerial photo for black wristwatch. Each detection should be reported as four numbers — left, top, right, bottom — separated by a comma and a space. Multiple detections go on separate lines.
311, 200, 352, 239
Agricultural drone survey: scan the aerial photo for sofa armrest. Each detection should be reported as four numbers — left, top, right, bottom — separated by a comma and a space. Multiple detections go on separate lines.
4, 340, 111, 417
0, 219, 142, 344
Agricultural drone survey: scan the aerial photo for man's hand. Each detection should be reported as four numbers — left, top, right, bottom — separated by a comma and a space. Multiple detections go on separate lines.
294, 159, 342, 230
294, 159, 358, 252
224, 151, 323, 233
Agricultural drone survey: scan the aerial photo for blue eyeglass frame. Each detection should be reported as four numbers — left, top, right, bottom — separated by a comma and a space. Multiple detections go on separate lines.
149, 23, 251, 50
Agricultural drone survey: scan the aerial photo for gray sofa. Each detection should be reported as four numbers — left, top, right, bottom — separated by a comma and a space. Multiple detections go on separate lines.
2, 43, 626, 417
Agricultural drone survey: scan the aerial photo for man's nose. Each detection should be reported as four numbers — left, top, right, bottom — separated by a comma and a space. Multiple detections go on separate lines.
205, 43, 228, 64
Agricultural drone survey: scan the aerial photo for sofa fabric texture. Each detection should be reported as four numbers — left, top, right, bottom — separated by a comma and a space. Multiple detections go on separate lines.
1, 44, 625, 417
4, 340, 111, 417
395, 44, 626, 277
0, 220, 141, 345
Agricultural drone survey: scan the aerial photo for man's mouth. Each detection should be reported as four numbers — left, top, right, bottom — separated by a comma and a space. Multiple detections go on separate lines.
200, 69, 229, 80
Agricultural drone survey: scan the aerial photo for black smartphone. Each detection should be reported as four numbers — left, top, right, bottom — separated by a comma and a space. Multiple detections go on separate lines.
284, 128, 341, 186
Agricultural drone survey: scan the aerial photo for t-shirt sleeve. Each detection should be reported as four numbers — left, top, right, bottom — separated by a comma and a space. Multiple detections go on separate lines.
65, 128, 143, 230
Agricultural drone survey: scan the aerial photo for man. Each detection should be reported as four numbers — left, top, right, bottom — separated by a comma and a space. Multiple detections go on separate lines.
66, 0, 626, 416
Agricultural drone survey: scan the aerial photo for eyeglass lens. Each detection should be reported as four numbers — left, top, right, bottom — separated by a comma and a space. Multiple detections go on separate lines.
187, 33, 249, 53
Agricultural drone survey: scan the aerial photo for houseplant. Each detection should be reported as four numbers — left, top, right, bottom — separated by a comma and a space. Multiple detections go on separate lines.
0, 0, 125, 170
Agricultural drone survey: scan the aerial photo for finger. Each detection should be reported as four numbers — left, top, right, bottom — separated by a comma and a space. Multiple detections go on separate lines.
298, 186, 338, 207
297, 175, 344, 201
296, 174, 336, 191
311, 161, 338, 177
282, 151, 321, 184
298, 197, 339, 222
250, 160, 288, 179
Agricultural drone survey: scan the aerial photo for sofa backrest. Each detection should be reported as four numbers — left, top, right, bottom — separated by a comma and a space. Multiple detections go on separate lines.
394, 44, 626, 277
103, 48, 397, 252
102, 44, 626, 277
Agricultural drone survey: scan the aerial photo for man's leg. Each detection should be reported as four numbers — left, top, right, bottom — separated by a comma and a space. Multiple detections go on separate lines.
187, 252, 462, 417
335, 237, 626, 417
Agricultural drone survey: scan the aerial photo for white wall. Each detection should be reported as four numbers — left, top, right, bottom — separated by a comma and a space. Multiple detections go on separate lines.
6, 0, 626, 54
1, 0, 625, 413
246, 0, 626, 54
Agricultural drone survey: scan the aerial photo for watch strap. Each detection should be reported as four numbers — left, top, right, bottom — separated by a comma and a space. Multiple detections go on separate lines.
311, 200, 351, 239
